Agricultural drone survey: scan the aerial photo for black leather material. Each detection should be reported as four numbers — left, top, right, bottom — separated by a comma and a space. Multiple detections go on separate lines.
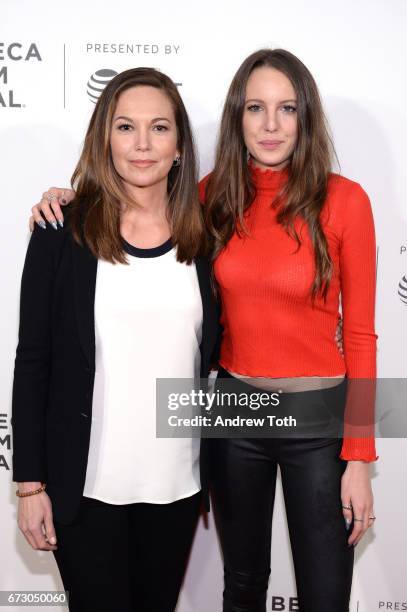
209, 371, 354, 612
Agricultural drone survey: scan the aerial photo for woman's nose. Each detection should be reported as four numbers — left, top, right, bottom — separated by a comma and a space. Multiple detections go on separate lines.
263, 111, 278, 132
134, 128, 151, 151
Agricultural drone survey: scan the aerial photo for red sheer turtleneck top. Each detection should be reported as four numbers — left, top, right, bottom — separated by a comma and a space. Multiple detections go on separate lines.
199, 164, 378, 462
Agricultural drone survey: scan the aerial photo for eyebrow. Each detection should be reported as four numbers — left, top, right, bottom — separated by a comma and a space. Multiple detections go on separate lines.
113, 115, 172, 123
245, 98, 297, 104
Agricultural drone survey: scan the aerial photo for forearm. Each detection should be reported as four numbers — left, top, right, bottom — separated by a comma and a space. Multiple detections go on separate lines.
339, 183, 378, 462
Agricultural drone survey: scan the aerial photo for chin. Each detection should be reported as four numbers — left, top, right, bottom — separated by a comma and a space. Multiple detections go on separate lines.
254, 157, 288, 170
252, 150, 291, 170
128, 170, 160, 186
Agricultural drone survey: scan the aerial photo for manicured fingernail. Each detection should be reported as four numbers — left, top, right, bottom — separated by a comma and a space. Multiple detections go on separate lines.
345, 519, 351, 530
61, 198, 67, 204
58, 219, 64, 228
49, 536, 56, 544
51, 221, 58, 230
38, 220, 46, 229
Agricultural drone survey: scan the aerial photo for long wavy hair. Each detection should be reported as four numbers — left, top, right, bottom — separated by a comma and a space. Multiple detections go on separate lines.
204, 48, 337, 299
70, 67, 207, 264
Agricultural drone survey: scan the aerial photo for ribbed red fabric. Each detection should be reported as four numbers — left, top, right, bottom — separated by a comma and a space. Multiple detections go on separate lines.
199, 164, 378, 461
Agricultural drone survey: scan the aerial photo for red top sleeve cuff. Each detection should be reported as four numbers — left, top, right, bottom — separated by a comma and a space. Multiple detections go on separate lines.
339, 437, 379, 462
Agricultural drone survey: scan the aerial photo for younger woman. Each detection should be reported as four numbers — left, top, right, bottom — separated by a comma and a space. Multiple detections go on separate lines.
202, 48, 377, 612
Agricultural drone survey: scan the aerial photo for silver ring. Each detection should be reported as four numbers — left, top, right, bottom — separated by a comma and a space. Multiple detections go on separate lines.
354, 518, 363, 522
368, 516, 376, 520
46, 193, 57, 203
342, 505, 352, 510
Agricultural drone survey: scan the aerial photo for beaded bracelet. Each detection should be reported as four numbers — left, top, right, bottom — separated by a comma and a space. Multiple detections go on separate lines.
16, 484, 46, 498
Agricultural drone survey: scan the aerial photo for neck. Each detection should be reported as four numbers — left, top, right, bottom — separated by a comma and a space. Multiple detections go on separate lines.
120, 179, 171, 247
122, 178, 169, 219
248, 158, 289, 193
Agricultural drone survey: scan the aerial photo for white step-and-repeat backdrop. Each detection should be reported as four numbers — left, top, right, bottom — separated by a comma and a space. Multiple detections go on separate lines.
2, 0, 406, 610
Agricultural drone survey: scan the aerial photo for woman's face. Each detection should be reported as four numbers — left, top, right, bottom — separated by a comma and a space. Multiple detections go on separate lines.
242, 66, 298, 171
110, 86, 180, 193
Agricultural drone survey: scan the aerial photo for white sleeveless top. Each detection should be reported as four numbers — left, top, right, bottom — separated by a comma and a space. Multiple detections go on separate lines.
83, 238, 203, 504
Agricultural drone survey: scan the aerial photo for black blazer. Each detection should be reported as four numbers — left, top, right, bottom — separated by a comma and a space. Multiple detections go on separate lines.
12, 220, 220, 524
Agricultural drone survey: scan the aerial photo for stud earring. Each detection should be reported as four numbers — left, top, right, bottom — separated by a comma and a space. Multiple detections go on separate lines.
173, 156, 181, 167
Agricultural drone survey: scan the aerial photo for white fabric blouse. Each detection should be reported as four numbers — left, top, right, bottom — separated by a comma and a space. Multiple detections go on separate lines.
83, 237, 203, 504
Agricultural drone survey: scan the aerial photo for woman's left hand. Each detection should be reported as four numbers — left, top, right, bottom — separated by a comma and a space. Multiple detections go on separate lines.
341, 460, 375, 546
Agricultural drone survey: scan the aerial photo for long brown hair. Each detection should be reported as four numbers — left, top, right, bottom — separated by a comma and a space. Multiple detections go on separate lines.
70, 67, 207, 264
204, 48, 337, 299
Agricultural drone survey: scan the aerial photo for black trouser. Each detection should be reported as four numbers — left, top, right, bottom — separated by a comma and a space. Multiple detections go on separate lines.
209, 369, 354, 612
53, 492, 201, 612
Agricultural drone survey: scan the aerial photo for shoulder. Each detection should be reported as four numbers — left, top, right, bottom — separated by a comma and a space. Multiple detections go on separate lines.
326, 173, 373, 218
324, 174, 375, 240
28, 213, 71, 256
327, 173, 371, 205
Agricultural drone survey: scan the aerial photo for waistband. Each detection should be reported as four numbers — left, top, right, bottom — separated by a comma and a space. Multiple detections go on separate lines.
216, 366, 347, 399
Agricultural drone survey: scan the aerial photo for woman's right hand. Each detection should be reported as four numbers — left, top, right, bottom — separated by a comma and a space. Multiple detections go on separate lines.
30, 187, 75, 232
17, 483, 58, 551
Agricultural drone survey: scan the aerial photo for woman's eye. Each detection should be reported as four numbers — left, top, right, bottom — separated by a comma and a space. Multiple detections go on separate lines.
281, 105, 297, 113
247, 104, 262, 112
118, 123, 132, 131
153, 124, 169, 132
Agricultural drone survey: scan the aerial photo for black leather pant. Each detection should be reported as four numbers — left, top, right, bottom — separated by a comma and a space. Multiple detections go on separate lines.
209, 369, 354, 612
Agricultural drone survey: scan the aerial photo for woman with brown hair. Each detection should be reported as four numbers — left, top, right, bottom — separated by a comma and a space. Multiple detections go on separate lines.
12, 67, 219, 612
202, 48, 378, 611
28, 49, 377, 611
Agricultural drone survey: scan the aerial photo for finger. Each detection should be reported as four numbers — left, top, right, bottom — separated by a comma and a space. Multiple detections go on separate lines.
341, 497, 353, 531
368, 507, 376, 527
48, 187, 69, 202
367, 517, 376, 531
348, 521, 363, 546
38, 196, 58, 230
29, 215, 35, 233
30, 526, 57, 551
352, 519, 370, 546
48, 187, 75, 208
354, 509, 375, 545
49, 199, 64, 227
21, 527, 39, 550
347, 509, 366, 545
59, 188, 75, 205
31, 204, 46, 229
342, 508, 353, 531
43, 513, 57, 546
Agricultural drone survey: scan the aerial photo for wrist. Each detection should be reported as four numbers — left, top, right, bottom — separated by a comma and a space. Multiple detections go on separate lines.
17, 482, 43, 492
345, 460, 370, 470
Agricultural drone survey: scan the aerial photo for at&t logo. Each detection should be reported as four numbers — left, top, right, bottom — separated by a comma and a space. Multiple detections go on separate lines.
397, 274, 407, 304
87, 68, 118, 103
398, 275, 407, 305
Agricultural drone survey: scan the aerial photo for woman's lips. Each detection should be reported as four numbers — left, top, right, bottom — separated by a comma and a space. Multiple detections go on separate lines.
129, 160, 157, 167
258, 140, 284, 150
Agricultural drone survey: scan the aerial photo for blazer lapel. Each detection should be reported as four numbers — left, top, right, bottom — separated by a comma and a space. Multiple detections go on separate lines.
71, 237, 98, 370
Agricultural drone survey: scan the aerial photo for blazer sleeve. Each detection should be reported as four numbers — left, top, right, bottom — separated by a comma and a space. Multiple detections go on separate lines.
12, 222, 67, 482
